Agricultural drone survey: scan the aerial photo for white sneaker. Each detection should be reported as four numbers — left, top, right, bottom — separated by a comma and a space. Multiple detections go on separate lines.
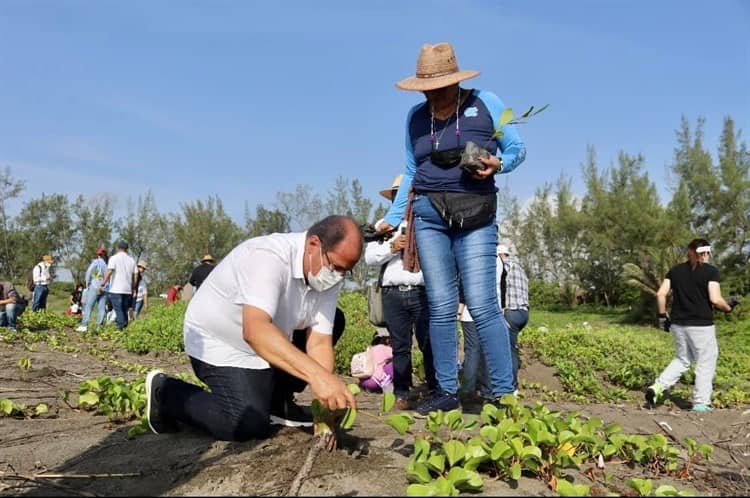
75, 325, 87, 332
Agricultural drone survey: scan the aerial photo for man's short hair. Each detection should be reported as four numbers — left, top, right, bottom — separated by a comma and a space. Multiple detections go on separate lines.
307, 215, 362, 252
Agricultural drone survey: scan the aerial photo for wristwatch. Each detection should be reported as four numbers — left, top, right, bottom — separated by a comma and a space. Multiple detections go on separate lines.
496, 157, 504, 174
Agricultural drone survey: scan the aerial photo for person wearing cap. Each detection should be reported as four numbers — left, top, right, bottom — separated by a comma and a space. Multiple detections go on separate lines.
496, 244, 529, 392
378, 42, 526, 415
365, 174, 437, 411
133, 261, 149, 319
101, 240, 138, 330
189, 253, 217, 292
77, 247, 110, 332
647, 238, 740, 412
144, 215, 361, 443
31, 254, 55, 312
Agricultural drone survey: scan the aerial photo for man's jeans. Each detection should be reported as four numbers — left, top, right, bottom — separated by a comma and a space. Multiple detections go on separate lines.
504, 308, 529, 390
160, 308, 345, 441
460, 320, 491, 397
108, 292, 132, 330
0, 303, 19, 328
412, 194, 514, 397
382, 286, 436, 399
32, 285, 49, 312
81, 287, 107, 327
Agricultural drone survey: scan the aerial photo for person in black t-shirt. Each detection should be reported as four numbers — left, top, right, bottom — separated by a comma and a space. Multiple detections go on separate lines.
646, 238, 739, 412
189, 254, 216, 291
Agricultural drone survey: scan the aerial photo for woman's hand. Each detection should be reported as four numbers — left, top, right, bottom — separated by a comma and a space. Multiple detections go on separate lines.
472, 155, 502, 180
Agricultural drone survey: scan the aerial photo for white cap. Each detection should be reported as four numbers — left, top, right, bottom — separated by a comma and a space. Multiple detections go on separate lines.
497, 244, 510, 255
696, 245, 711, 254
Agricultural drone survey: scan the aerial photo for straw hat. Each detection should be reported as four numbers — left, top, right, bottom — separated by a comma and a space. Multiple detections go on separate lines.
379, 174, 403, 201
201, 254, 215, 263
497, 244, 511, 256
137, 260, 148, 270
396, 42, 480, 92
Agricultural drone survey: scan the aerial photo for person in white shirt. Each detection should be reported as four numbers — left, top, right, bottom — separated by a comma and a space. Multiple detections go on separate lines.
31, 255, 54, 312
100, 240, 138, 330
365, 175, 437, 411
144, 215, 362, 442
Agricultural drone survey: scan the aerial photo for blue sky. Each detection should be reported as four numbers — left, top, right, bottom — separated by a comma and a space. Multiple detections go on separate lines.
2, 0, 749, 225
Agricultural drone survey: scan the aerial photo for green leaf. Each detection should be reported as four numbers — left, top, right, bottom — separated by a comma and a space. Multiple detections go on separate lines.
414, 438, 430, 462
491, 441, 512, 461
519, 105, 534, 119
556, 479, 591, 497
0, 398, 14, 415
34, 403, 49, 415
480, 425, 498, 442
443, 440, 466, 467
347, 383, 361, 396
604, 422, 622, 436
654, 485, 679, 497
520, 445, 543, 461
407, 461, 433, 484
509, 461, 522, 480
406, 484, 435, 496
311, 399, 328, 421
627, 478, 653, 497
385, 413, 411, 435
532, 103, 550, 116
498, 108, 515, 128
339, 408, 356, 430
77, 392, 100, 407
432, 477, 458, 497
426, 452, 446, 474
382, 392, 395, 413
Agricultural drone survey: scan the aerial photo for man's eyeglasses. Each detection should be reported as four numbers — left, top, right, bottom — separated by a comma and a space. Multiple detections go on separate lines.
323, 250, 353, 277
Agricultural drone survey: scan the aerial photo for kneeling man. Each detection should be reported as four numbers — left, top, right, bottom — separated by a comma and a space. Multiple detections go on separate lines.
145, 215, 362, 441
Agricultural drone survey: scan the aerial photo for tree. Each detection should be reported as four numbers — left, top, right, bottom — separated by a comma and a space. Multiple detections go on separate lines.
171, 195, 244, 284
14, 193, 74, 281
68, 194, 115, 284
276, 185, 323, 231
244, 203, 290, 237
0, 166, 26, 279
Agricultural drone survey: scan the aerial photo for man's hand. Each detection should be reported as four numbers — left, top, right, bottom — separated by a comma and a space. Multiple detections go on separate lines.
390, 234, 406, 253
309, 371, 356, 412
658, 313, 671, 332
727, 295, 741, 311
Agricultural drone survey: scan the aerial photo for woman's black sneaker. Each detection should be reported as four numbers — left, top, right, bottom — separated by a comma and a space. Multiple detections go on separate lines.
270, 396, 314, 427
415, 390, 460, 417
145, 369, 179, 434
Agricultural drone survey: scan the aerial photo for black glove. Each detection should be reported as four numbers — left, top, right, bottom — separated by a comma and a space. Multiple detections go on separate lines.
727, 295, 741, 311
658, 313, 671, 332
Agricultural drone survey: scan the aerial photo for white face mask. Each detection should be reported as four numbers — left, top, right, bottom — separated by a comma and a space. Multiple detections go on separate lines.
307, 246, 345, 292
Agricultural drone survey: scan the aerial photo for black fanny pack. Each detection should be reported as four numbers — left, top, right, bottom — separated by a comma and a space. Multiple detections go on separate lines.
430, 147, 464, 169
426, 191, 497, 230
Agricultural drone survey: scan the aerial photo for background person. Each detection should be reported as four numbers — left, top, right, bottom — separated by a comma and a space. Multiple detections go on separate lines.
166, 284, 183, 305
189, 254, 217, 291
133, 260, 149, 319
101, 240, 138, 330
379, 42, 527, 415
365, 174, 436, 410
647, 238, 740, 412
497, 244, 530, 392
0, 281, 20, 330
31, 255, 54, 312
77, 247, 109, 332
66, 282, 84, 316
144, 215, 361, 442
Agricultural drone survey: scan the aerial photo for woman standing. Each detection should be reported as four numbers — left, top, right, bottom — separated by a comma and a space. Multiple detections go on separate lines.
380, 42, 526, 415
647, 238, 739, 411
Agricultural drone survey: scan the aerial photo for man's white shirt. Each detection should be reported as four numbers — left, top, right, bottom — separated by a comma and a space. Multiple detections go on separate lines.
364, 220, 424, 287
184, 232, 341, 370
107, 252, 138, 294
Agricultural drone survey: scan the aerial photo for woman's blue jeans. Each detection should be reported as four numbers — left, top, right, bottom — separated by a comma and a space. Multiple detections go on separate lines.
81, 287, 107, 327
412, 194, 514, 397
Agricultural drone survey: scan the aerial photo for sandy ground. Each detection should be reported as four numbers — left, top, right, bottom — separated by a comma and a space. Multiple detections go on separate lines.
0, 331, 748, 497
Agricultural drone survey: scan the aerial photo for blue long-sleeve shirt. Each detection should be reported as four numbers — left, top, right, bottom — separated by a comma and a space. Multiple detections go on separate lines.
384, 89, 526, 227
85, 257, 109, 292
